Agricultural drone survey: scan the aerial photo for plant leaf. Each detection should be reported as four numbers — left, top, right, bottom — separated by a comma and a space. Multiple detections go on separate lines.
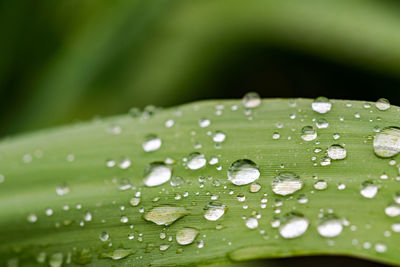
0, 98, 399, 266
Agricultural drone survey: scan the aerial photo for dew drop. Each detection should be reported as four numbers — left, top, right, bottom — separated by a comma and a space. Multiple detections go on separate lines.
49, 253, 63, 267
373, 127, 400, 158
227, 159, 260, 186
312, 97, 332, 114
245, 218, 258, 229
27, 213, 37, 223
130, 197, 141, 207
272, 172, 303, 196
360, 181, 378, 199
100, 249, 135, 260
317, 214, 343, 238
143, 206, 189, 226
170, 176, 184, 187
142, 134, 162, 152
272, 132, 280, 140
327, 144, 347, 160
314, 180, 328, 190
242, 92, 261, 108
99, 232, 109, 242
143, 162, 172, 187
385, 203, 400, 217
118, 158, 131, 169
279, 212, 309, 239
301, 126, 317, 141
204, 202, 227, 221
56, 183, 70, 196
187, 152, 206, 170
376, 98, 390, 111
316, 118, 329, 129
250, 183, 261, 193
213, 131, 226, 143
176, 227, 199, 245
199, 118, 211, 128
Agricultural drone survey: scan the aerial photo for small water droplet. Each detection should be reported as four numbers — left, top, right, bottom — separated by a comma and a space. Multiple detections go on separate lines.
199, 118, 211, 128
272, 172, 303, 196
27, 213, 37, 223
227, 159, 260, 186
375, 243, 387, 253
242, 92, 261, 108
187, 152, 206, 170
327, 144, 347, 160
317, 214, 343, 238
130, 197, 141, 207
314, 180, 328, 190
301, 126, 317, 141
100, 249, 135, 260
373, 127, 400, 158
272, 132, 280, 140
316, 118, 329, 129
279, 212, 309, 239
385, 203, 400, 217
213, 131, 226, 143
49, 253, 63, 267
250, 183, 261, 193
99, 232, 109, 242
143, 206, 189, 226
176, 227, 199, 245
376, 98, 390, 111
312, 97, 332, 114
360, 181, 378, 199
170, 176, 184, 187
142, 134, 162, 152
56, 183, 70, 196
204, 202, 227, 221
143, 162, 172, 187
245, 218, 258, 229
118, 158, 131, 169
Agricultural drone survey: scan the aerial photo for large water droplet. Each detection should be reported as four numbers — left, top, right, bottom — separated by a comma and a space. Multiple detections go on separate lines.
373, 127, 400, 158
100, 249, 135, 260
143, 206, 189, 225
385, 203, 400, 217
312, 97, 332, 114
279, 212, 309, 239
204, 202, 227, 221
301, 126, 317, 141
176, 227, 199, 245
272, 172, 303, 196
242, 92, 261, 108
245, 218, 258, 229
143, 162, 172, 187
227, 159, 260, 186
327, 144, 347, 160
376, 98, 390, 111
360, 181, 378, 199
187, 152, 206, 170
317, 214, 343, 238
142, 134, 162, 152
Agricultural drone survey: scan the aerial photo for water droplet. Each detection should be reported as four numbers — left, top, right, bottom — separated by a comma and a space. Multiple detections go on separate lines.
317, 214, 343, 238
375, 243, 387, 253
279, 212, 309, 239
160, 245, 170, 251
250, 183, 261, 193
327, 144, 347, 160
376, 98, 390, 111
245, 218, 258, 229
165, 119, 174, 128
199, 118, 211, 128
391, 223, 400, 232
385, 203, 400, 217
84, 211, 92, 222
187, 152, 206, 170
143, 162, 172, 187
301, 126, 317, 141
176, 227, 199, 245
56, 183, 70, 196
27, 213, 37, 223
272, 132, 280, 140
297, 194, 308, 204
373, 127, 400, 158
100, 249, 135, 260
237, 194, 246, 202
272, 172, 303, 196
143, 206, 189, 225
227, 159, 260, 186
314, 180, 328, 190
120, 216, 129, 223
118, 158, 131, 169
242, 92, 261, 108
130, 197, 141, 207
45, 208, 53, 216
316, 118, 329, 129
213, 131, 226, 143
312, 97, 332, 114
99, 232, 109, 242
142, 134, 162, 152
360, 181, 378, 199
204, 202, 227, 221
49, 253, 63, 267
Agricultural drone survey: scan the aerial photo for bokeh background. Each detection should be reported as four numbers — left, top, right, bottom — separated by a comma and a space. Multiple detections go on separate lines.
2, 0, 400, 140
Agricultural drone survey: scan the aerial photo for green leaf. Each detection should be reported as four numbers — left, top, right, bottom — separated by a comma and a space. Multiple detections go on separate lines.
0, 98, 399, 266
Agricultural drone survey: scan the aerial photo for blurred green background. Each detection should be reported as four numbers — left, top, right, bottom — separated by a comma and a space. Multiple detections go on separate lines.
2, 0, 400, 139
